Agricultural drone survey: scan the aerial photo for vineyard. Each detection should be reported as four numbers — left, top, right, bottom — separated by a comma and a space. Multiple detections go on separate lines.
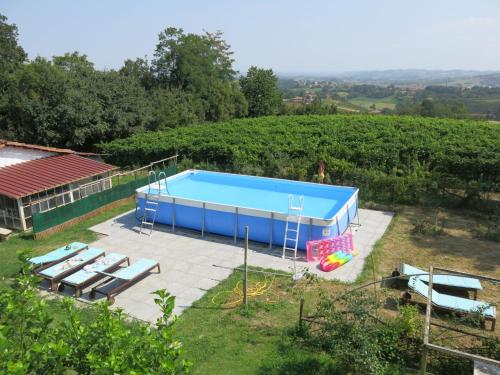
100, 115, 500, 207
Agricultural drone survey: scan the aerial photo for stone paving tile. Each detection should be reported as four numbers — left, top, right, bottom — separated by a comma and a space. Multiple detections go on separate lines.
86, 208, 393, 321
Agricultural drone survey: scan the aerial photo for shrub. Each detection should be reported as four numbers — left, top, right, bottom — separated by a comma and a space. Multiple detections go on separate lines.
0, 256, 190, 374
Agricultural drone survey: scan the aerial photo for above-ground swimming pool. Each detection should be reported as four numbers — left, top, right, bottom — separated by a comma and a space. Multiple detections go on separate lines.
136, 170, 359, 251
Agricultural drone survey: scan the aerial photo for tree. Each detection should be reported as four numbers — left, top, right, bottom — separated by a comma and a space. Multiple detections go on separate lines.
152, 27, 247, 122
239, 66, 282, 117
119, 57, 155, 90
420, 98, 436, 117
148, 88, 197, 130
5, 54, 152, 149
0, 14, 27, 135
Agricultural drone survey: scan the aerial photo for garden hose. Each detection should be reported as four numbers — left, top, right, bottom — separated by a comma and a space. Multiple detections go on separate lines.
211, 275, 277, 308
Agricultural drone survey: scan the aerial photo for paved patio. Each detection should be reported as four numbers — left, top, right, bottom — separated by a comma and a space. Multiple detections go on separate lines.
68, 208, 393, 321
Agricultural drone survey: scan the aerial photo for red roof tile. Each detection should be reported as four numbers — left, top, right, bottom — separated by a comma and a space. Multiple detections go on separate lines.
0, 154, 116, 199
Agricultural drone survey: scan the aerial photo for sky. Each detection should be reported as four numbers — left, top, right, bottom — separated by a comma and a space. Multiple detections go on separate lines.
2, 0, 500, 74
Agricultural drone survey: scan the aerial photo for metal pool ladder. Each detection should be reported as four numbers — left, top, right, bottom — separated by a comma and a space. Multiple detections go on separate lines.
282, 194, 304, 259
139, 171, 162, 235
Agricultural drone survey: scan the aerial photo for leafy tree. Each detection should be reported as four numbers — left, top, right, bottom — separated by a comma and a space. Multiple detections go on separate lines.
420, 98, 436, 117
119, 57, 155, 90
152, 27, 247, 121
240, 66, 282, 117
5, 54, 151, 149
0, 14, 26, 135
148, 88, 197, 130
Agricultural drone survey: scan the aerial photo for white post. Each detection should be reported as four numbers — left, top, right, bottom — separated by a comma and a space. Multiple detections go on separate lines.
16, 198, 27, 231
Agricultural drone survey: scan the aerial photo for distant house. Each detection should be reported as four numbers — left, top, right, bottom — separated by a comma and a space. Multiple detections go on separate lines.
0, 140, 116, 231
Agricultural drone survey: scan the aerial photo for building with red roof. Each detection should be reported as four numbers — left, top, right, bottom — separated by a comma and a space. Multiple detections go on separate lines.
0, 140, 116, 230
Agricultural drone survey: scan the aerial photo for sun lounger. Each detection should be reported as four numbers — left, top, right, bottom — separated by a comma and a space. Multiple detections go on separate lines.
89, 258, 160, 304
36, 247, 105, 291
408, 276, 496, 331
396, 263, 482, 299
59, 253, 129, 297
28, 242, 88, 271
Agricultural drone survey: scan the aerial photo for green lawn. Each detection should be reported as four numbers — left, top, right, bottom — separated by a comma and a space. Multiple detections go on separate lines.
174, 269, 345, 375
349, 96, 397, 110
0, 198, 135, 285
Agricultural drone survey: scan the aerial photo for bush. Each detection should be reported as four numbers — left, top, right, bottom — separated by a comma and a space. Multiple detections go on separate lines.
0, 255, 190, 374
295, 290, 423, 374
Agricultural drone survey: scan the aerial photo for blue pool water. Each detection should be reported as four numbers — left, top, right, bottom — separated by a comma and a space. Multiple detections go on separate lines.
136, 170, 358, 250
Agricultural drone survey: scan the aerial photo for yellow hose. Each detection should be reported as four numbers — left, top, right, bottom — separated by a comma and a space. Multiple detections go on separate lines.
211, 275, 276, 308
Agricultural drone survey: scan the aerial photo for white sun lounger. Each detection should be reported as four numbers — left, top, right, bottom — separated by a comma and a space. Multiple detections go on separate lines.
89, 258, 160, 304
36, 247, 105, 291
28, 242, 88, 271
398, 263, 482, 299
408, 276, 496, 331
59, 253, 129, 297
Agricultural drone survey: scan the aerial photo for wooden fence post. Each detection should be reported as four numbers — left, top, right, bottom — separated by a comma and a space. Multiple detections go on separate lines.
299, 297, 305, 328
420, 266, 434, 375
243, 225, 249, 307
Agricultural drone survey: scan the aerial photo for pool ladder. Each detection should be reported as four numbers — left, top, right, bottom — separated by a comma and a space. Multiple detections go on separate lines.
282, 195, 304, 259
139, 171, 166, 235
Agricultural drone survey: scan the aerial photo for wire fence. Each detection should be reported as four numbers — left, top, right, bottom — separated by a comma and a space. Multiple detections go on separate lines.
32, 162, 177, 234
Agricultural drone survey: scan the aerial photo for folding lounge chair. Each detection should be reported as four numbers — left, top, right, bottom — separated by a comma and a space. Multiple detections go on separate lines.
36, 247, 105, 291
396, 263, 483, 299
408, 276, 496, 331
89, 258, 160, 305
28, 242, 88, 271
59, 253, 129, 297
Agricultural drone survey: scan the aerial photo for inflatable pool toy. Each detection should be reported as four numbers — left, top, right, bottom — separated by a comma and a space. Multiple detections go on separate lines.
307, 233, 354, 262
320, 251, 353, 272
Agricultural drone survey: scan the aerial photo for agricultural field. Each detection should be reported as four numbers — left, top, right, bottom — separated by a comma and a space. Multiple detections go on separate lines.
349, 96, 397, 110
101, 114, 500, 209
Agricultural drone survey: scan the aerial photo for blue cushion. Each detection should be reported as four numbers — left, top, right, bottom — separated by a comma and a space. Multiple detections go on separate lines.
38, 247, 105, 278
29, 242, 87, 265
61, 253, 127, 285
112, 258, 158, 280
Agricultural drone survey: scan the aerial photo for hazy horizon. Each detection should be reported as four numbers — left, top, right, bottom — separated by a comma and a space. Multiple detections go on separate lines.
2, 0, 500, 73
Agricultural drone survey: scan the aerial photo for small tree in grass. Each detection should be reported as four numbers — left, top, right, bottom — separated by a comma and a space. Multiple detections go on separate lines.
0, 255, 190, 374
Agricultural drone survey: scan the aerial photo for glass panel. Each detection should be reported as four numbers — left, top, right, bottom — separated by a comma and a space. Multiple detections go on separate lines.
73, 190, 81, 201
40, 200, 49, 212
49, 198, 57, 209
23, 206, 32, 218
31, 203, 40, 213
56, 195, 64, 206
64, 193, 71, 204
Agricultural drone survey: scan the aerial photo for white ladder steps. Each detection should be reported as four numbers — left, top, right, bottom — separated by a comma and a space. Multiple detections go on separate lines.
282, 194, 304, 259
139, 171, 162, 236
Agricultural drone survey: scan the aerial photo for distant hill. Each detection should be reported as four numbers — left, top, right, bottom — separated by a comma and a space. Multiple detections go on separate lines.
278, 69, 500, 88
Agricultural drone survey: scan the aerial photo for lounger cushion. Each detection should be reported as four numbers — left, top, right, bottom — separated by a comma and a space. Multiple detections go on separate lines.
38, 248, 105, 278
409, 276, 495, 318
61, 253, 127, 285
112, 258, 158, 280
402, 263, 482, 290
29, 242, 87, 265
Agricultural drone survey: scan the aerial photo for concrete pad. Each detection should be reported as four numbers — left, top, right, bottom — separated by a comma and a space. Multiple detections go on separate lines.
83, 207, 393, 322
